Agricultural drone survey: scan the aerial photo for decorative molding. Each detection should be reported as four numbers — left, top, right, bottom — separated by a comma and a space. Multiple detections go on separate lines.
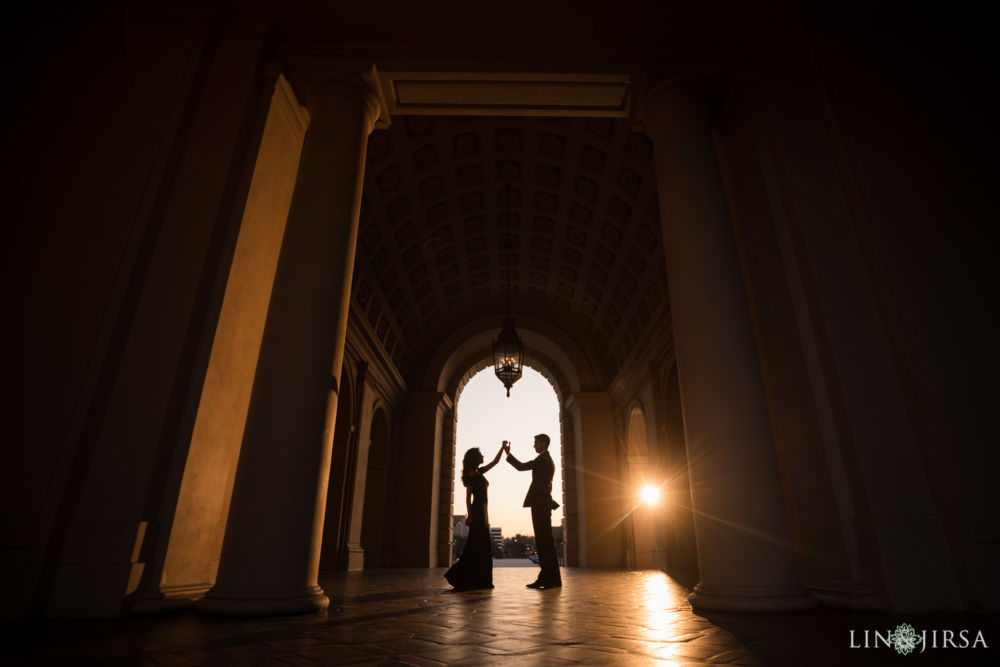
346, 302, 407, 406
361, 65, 391, 130
608, 303, 673, 406
272, 74, 311, 136
378, 72, 630, 117
281, 64, 390, 130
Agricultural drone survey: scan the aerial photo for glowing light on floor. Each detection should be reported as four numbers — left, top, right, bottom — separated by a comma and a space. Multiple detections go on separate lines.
639, 570, 681, 642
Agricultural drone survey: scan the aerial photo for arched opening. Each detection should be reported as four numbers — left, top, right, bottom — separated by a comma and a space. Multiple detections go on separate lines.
625, 405, 658, 568
425, 318, 616, 568
361, 407, 390, 568
450, 366, 563, 565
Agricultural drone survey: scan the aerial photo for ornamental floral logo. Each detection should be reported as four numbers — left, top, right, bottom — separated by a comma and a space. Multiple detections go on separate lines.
850, 624, 988, 654
888, 623, 923, 656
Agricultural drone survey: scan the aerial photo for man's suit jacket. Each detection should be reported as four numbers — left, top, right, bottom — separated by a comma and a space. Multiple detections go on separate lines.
507, 450, 559, 509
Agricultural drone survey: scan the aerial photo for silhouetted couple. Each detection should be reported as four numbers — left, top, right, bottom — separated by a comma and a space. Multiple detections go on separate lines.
444, 434, 562, 591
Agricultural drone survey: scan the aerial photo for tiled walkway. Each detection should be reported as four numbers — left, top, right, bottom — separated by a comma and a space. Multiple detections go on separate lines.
5, 567, 998, 665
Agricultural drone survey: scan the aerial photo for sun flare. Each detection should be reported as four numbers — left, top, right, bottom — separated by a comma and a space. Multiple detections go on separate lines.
641, 485, 660, 505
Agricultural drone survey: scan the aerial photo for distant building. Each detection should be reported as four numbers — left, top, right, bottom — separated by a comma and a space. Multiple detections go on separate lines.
452, 515, 468, 538
489, 527, 503, 550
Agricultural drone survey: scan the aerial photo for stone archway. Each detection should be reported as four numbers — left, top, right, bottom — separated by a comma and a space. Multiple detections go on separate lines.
625, 404, 658, 568
201, 69, 808, 614
361, 406, 391, 568
444, 356, 571, 565
416, 314, 621, 568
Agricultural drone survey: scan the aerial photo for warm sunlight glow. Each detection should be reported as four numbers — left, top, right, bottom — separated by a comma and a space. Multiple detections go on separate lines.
638, 570, 680, 644
454, 367, 561, 536
641, 485, 660, 505
636, 570, 697, 661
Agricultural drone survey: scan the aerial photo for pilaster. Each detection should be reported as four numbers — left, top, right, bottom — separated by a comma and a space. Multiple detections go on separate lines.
390, 392, 453, 567
565, 392, 623, 567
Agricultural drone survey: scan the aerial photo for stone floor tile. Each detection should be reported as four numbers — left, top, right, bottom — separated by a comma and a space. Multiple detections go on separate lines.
534, 645, 617, 662
575, 654, 668, 666
585, 635, 660, 652
262, 636, 344, 652
476, 637, 545, 654
640, 643, 717, 663
573, 642, 628, 654
634, 642, 692, 661
5, 567, 999, 666
449, 654, 572, 666
376, 637, 449, 656
706, 648, 765, 665
141, 650, 196, 665
528, 630, 597, 645
428, 630, 497, 645
671, 640, 738, 661
413, 644, 496, 662
292, 644, 379, 663
377, 655, 448, 667
656, 631, 706, 643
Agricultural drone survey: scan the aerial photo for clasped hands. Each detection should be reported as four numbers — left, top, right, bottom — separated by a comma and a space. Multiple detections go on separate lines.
500, 440, 511, 455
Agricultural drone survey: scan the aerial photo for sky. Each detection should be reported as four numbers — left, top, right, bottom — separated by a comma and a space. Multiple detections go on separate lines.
452, 366, 562, 537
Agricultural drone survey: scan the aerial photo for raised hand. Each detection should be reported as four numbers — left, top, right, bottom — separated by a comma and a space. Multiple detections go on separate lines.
482, 443, 505, 473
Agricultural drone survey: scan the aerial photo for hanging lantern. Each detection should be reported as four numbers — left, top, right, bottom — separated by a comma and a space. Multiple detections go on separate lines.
493, 183, 523, 397
493, 315, 523, 397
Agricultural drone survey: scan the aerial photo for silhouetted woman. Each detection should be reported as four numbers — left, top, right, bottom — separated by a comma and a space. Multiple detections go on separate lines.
444, 445, 504, 590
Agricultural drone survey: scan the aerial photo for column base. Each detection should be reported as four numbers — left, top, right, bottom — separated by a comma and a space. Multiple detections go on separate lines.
690, 583, 817, 612
342, 545, 365, 572
196, 585, 329, 615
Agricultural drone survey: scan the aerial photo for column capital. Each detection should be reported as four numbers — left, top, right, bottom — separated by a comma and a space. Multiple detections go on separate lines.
289, 65, 391, 133
632, 75, 720, 138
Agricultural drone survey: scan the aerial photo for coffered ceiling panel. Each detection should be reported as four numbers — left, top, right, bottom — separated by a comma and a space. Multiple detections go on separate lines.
351, 114, 668, 375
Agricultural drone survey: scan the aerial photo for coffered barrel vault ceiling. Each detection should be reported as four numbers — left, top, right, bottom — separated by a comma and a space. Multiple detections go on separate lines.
351, 114, 669, 376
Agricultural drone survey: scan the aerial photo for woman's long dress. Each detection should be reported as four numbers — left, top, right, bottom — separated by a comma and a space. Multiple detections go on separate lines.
444, 471, 493, 589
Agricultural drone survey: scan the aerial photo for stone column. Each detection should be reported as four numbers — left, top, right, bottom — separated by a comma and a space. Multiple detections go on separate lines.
436, 404, 457, 567
199, 74, 383, 614
391, 392, 451, 567
566, 393, 622, 567
559, 409, 579, 566
639, 81, 814, 611
341, 381, 375, 572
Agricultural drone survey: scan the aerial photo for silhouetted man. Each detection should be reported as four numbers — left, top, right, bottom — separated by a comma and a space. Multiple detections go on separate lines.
503, 434, 562, 589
